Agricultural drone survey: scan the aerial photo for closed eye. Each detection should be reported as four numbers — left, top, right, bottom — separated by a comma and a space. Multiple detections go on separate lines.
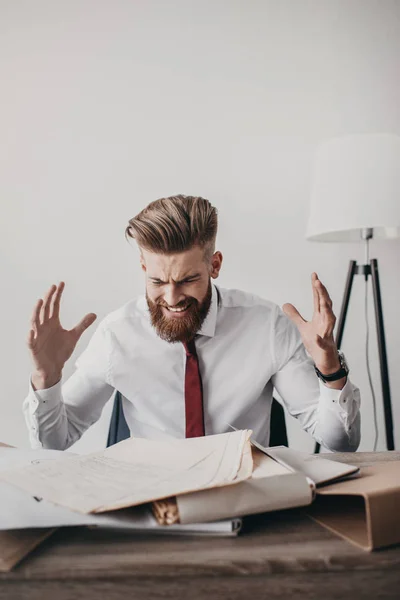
150, 277, 200, 285
179, 277, 199, 285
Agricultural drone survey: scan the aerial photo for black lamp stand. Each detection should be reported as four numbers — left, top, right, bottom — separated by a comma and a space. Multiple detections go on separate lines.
315, 251, 394, 453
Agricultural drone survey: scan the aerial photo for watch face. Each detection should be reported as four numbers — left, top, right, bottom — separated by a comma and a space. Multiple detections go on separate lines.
338, 351, 349, 373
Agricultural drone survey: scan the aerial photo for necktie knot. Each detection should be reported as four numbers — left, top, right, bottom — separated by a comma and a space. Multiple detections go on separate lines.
183, 338, 197, 357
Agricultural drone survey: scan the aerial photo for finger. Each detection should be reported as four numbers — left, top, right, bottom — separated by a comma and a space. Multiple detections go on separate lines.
31, 299, 43, 333
27, 329, 35, 349
40, 284, 57, 323
282, 303, 307, 329
316, 279, 336, 337
316, 278, 333, 310
71, 313, 97, 341
50, 281, 65, 319
311, 273, 320, 313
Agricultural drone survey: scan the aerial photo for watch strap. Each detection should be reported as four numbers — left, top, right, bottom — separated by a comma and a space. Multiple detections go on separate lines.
314, 365, 348, 383
314, 351, 349, 383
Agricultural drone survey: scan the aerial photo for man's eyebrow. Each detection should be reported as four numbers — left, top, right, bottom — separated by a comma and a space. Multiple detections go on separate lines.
177, 273, 201, 283
149, 273, 201, 284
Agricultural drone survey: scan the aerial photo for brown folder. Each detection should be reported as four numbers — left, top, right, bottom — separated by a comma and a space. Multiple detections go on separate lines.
307, 462, 400, 551
0, 528, 55, 572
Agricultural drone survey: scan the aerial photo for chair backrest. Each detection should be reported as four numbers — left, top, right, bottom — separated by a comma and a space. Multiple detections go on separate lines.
106, 390, 130, 447
269, 397, 288, 447
107, 391, 288, 447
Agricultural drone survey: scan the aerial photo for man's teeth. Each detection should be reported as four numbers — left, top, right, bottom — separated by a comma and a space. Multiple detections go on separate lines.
168, 305, 189, 312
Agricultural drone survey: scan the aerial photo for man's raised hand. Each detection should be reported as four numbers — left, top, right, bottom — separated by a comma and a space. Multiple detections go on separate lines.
28, 282, 97, 390
282, 272, 340, 375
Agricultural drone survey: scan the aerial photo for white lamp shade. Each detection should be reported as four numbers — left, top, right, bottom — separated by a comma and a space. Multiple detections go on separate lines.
306, 134, 400, 242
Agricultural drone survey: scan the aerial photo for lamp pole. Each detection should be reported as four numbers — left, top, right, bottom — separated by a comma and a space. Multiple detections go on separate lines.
315, 229, 394, 453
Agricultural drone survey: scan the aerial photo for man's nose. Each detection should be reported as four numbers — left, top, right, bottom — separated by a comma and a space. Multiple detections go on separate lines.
163, 286, 185, 307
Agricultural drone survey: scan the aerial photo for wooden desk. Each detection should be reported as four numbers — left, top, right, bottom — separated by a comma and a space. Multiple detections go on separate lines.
0, 451, 399, 600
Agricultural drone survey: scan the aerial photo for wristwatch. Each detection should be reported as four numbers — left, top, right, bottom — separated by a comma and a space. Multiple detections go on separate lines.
314, 350, 349, 383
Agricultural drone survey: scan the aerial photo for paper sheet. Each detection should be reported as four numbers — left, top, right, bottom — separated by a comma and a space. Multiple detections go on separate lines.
0, 448, 241, 535
0, 448, 94, 530
0, 431, 253, 514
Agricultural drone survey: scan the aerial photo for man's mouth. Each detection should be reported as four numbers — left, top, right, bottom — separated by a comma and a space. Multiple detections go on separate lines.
161, 302, 192, 315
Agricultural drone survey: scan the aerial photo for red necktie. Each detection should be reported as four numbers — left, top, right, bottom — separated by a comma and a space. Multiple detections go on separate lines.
183, 338, 205, 438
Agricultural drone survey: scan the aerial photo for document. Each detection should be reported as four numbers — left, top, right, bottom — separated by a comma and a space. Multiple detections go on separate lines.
0, 430, 253, 514
0, 447, 242, 536
0, 448, 96, 530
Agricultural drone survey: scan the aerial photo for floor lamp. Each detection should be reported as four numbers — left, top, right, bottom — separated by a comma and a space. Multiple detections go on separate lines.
306, 134, 400, 453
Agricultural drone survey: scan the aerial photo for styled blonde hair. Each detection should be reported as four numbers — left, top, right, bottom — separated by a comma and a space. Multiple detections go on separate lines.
126, 195, 218, 258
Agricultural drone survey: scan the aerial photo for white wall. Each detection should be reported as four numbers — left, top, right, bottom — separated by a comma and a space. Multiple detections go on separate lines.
1, 0, 399, 453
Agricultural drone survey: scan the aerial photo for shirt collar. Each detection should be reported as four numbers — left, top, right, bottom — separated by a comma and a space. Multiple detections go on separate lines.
197, 283, 219, 338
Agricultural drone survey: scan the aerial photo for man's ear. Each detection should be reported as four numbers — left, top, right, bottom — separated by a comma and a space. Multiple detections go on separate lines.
210, 251, 223, 279
140, 253, 146, 272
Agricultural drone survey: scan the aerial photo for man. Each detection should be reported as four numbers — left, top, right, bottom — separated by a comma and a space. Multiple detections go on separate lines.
24, 195, 360, 451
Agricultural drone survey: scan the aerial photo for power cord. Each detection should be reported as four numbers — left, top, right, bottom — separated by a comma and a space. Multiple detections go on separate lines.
364, 237, 379, 451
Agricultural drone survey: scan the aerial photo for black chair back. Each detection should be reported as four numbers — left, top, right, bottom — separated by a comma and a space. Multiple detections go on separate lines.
106, 391, 130, 447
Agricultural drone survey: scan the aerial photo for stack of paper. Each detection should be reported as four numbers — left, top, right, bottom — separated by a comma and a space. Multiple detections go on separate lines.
0, 432, 251, 544
0, 432, 359, 531
0, 430, 253, 514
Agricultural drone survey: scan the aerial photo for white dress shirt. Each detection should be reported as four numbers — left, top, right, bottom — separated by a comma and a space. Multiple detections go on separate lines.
23, 284, 361, 451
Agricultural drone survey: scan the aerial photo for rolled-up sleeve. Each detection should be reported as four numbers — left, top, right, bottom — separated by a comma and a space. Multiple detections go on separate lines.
270, 307, 361, 452
22, 322, 115, 450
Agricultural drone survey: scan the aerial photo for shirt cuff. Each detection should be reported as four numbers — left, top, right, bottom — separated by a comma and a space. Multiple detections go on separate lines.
318, 377, 354, 412
29, 377, 63, 411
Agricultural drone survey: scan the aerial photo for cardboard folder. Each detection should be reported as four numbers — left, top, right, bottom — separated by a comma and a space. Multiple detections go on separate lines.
0, 528, 55, 572
307, 462, 400, 551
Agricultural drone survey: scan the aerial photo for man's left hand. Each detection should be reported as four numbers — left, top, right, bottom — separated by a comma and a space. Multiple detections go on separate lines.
282, 272, 341, 375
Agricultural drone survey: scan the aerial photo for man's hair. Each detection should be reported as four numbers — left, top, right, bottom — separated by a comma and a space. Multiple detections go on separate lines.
126, 195, 218, 259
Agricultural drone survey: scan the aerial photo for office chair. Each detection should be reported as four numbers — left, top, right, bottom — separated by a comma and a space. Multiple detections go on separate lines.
107, 391, 288, 448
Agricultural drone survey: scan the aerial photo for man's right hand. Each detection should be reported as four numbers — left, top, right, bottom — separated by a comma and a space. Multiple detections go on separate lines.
28, 282, 97, 390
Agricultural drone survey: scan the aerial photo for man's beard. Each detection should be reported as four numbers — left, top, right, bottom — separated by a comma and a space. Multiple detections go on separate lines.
146, 280, 213, 343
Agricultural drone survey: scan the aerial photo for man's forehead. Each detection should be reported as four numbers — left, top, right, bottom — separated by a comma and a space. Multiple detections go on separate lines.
142, 247, 204, 269
141, 247, 206, 275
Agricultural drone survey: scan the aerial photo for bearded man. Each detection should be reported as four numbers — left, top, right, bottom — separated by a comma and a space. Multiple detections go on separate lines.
24, 195, 360, 451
